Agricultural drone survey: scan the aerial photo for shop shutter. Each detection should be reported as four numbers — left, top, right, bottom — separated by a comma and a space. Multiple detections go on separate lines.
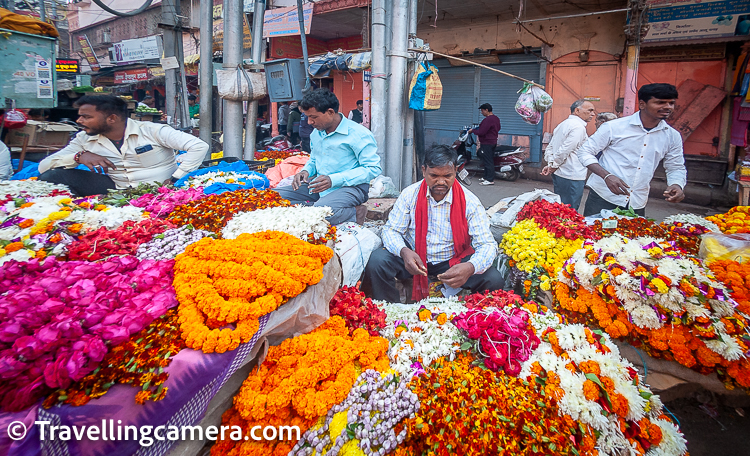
423, 66, 476, 131
478, 62, 541, 137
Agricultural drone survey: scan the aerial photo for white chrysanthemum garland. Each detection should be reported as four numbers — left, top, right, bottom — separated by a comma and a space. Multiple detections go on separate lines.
184, 171, 266, 188
662, 213, 720, 233
0, 180, 71, 199
521, 310, 688, 456
559, 235, 743, 361
222, 205, 333, 242
376, 297, 468, 378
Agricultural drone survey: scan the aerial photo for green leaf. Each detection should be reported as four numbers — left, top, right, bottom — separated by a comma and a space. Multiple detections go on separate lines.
499, 416, 511, 422
445, 415, 452, 422
433, 383, 441, 388
549, 443, 557, 451
640, 391, 653, 400
460, 342, 473, 351
142, 381, 151, 391
536, 400, 545, 408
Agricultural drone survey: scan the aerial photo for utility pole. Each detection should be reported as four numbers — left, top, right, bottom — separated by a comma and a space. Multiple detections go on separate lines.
39, 0, 46, 22
401, 0, 417, 188
623, 0, 648, 116
199, 0, 213, 151
385, 0, 408, 189
243, 0, 266, 159
370, 0, 387, 170
223, 0, 244, 158
160, 0, 190, 128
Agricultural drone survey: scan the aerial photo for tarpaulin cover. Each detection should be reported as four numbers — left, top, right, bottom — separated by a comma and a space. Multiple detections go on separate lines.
174, 160, 269, 192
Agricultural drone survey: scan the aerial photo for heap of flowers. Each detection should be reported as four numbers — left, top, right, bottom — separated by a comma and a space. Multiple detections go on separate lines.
516, 199, 599, 240
44, 308, 184, 408
173, 231, 333, 353
254, 149, 304, 160
183, 171, 267, 189
167, 189, 290, 233
461, 288, 542, 312
329, 285, 387, 336
663, 213, 720, 233
0, 256, 177, 411
0, 180, 71, 203
291, 370, 419, 456
129, 186, 206, 217
709, 260, 750, 314
397, 352, 597, 456
453, 306, 540, 374
706, 206, 750, 234
520, 319, 688, 455
222, 206, 335, 243
593, 216, 706, 256
556, 235, 750, 389
136, 224, 215, 261
100, 182, 172, 207
500, 219, 583, 275
66, 218, 175, 261
377, 299, 466, 378
210, 316, 390, 456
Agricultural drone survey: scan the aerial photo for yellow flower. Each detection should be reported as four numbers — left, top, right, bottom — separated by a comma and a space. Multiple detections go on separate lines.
48, 211, 71, 221
58, 198, 73, 205
651, 278, 669, 294
0, 249, 5, 257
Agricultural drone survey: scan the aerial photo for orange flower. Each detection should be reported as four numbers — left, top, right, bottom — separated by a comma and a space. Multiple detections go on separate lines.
582, 379, 600, 401
67, 223, 83, 234
5, 242, 23, 253
18, 219, 34, 229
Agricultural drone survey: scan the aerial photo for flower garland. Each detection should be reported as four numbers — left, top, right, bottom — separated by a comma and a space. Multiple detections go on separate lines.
44, 308, 185, 408
173, 231, 333, 353
210, 316, 390, 456
0, 180, 71, 203
330, 286, 388, 336
706, 206, 750, 234
255, 149, 305, 160
397, 353, 597, 456
593, 216, 706, 256
500, 219, 583, 275
184, 171, 267, 189
128, 186, 206, 217
663, 213, 720, 233
222, 206, 334, 243
558, 235, 750, 389
516, 199, 600, 240
377, 298, 467, 378
167, 189, 290, 233
136, 225, 215, 261
291, 370, 419, 456
0, 256, 177, 412
66, 218, 175, 261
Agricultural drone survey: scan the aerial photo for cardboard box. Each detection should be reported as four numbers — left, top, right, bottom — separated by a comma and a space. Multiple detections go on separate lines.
5, 121, 78, 147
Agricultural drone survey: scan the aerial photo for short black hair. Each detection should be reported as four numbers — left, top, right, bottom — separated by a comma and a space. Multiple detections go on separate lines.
300, 88, 339, 114
638, 83, 678, 103
356, 100, 363, 105
188, 95, 197, 101
479, 103, 492, 112
570, 100, 585, 114
74, 95, 128, 119
423, 144, 458, 169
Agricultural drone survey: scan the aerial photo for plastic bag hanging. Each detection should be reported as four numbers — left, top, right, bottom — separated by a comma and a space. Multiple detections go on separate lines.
514, 82, 552, 125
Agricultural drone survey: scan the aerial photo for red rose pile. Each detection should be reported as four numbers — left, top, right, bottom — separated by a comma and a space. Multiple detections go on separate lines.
66, 218, 175, 261
329, 285, 387, 336
516, 199, 600, 240
462, 289, 530, 311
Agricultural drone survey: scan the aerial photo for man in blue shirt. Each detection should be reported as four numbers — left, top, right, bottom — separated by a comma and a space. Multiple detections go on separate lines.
274, 89, 382, 225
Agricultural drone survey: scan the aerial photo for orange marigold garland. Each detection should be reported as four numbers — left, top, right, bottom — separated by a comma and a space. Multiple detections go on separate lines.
210, 316, 390, 456
173, 231, 333, 353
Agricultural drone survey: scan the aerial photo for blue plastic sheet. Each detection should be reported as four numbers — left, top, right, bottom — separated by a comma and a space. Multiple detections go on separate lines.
11, 161, 89, 180
175, 160, 270, 193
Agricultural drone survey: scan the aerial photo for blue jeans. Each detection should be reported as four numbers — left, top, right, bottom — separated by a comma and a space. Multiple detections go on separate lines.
552, 174, 585, 210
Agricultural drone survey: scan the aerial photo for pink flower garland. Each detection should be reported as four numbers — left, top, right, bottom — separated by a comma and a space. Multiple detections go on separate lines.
0, 256, 177, 412
129, 187, 206, 217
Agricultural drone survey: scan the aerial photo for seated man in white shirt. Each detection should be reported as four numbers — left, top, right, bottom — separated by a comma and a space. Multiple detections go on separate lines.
362, 145, 503, 302
39, 95, 209, 196
541, 99, 595, 210
576, 83, 687, 217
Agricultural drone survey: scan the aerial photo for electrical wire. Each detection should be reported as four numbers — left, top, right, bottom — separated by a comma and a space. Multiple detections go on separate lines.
91, 0, 153, 17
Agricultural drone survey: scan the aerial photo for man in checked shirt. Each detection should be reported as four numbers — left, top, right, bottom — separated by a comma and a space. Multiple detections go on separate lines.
362, 145, 503, 302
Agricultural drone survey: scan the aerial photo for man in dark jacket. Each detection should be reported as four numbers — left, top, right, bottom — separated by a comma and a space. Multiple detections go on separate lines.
299, 111, 314, 153
469, 103, 501, 185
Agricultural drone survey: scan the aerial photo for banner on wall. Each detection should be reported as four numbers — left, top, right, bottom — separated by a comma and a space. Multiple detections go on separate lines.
644, 0, 750, 43
263, 3, 313, 38
77, 35, 101, 72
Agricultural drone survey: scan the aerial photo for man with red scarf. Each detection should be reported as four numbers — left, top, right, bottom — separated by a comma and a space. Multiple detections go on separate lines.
362, 145, 503, 302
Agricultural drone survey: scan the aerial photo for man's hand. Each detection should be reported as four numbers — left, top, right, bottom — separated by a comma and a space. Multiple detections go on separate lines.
663, 184, 685, 203
400, 248, 427, 277
603, 173, 630, 196
78, 151, 116, 174
292, 170, 310, 190
309, 175, 332, 193
437, 262, 475, 289
541, 165, 557, 176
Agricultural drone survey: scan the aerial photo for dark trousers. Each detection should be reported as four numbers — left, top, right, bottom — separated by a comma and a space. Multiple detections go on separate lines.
552, 174, 585, 210
39, 168, 116, 197
583, 189, 646, 217
478, 144, 495, 182
361, 247, 505, 302
274, 183, 369, 226
300, 137, 311, 153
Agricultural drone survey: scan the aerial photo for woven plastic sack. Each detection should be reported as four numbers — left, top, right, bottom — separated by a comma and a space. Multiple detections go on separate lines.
408, 62, 443, 111
216, 65, 267, 101
699, 232, 750, 263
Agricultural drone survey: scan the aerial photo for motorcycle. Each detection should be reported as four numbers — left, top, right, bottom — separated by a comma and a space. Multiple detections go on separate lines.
451, 126, 526, 184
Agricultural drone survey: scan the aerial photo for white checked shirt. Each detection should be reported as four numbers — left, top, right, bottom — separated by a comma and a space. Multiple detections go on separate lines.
576, 112, 687, 210
544, 115, 588, 181
381, 181, 498, 274
39, 119, 208, 189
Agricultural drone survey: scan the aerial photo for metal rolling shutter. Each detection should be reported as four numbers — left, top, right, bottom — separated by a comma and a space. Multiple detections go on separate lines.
478, 63, 541, 137
423, 66, 476, 132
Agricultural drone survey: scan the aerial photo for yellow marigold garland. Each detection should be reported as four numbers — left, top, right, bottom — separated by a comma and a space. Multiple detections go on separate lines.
173, 231, 334, 353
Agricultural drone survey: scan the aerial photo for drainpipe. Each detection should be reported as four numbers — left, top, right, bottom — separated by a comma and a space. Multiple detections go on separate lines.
385, 0, 408, 189
222, 0, 244, 158
401, 0, 417, 187
623, 44, 639, 116
370, 0, 388, 170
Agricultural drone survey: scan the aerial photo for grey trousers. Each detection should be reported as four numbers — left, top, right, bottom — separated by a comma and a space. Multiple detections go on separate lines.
274, 183, 369, 225
552, 174, 585, 210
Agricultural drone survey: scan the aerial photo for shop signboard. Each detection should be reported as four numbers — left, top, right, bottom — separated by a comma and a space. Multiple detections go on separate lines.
56, 59, 80, 73
114, 68, 150, 84
112, 36, 162, 65
644, 0, 750, 43
263, 3, 313, 38
77, 35, 101, 72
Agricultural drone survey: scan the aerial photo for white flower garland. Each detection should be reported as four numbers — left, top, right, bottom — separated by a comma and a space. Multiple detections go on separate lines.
222, 205, 333, 241
184, 171, 266, 188
0, 180, 71, 198
662, 213, 720, 232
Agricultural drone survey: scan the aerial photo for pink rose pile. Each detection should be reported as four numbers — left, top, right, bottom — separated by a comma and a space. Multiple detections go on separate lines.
0, 256, 177, 411
453, 307, 540, 376
129, 186, 206, 217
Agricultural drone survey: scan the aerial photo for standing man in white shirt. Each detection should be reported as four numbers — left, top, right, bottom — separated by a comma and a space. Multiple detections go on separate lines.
576, 83, 687, 216
38, 95, 209, 196
541, 100, 595, 209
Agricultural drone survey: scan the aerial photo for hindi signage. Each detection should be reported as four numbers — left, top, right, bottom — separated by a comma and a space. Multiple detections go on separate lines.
112, 36, 162, 65
56, 59, 80, 73
644, 0, 750, 43
114, 68, 150, 84
263, 3, 313, 38
77, 35, 101, 72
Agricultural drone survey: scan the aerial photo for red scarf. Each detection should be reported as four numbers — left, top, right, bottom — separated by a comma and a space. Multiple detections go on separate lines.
412, 179, 475, 301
